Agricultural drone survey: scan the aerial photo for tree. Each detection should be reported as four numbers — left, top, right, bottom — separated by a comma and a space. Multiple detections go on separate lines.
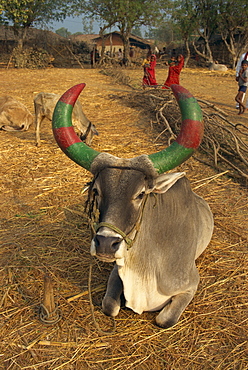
72, 0, 162, 64
147, 22, 171, 43
217, 0, 248, 69
171, 0, 198, 66
81, 18, 94, 34
178, 0, 218, 64
56, 27, 72, 38
0, 0, 68, 49
171, 0, 248, 69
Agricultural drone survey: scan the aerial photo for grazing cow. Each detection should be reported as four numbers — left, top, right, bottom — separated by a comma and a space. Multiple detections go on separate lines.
0, 96, 33, 131
52, 83, 214, 328
34, 92, 98, 146
208, 62, 228, 72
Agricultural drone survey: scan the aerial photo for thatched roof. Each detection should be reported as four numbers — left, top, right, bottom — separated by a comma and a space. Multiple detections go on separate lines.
71, 31, 152, 49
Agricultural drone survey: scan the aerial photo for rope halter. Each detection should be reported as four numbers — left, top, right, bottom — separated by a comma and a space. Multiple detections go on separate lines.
89, 193, 149, 250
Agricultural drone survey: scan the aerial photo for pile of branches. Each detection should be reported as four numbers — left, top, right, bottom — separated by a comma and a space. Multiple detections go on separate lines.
11, 46, 54, 68
100, 67, 134, 88
125, 89, 248, 184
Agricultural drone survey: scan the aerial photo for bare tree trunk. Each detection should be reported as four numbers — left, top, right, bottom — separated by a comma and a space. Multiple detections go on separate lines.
192, 37, 214, 64
184, 39, 191, 67
121, 32, 131, 66
15, 26, 28, 52
99, 27, 108, 64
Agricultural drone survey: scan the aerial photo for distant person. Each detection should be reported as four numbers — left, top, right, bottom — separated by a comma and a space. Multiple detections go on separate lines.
118, 48, 123, 66
129, 47, 135, 58
235, 51, 248, 108
235, 59, 248, 115
142, 54, 157, 87
159, 47, 166, 58
162, 54, 184, 89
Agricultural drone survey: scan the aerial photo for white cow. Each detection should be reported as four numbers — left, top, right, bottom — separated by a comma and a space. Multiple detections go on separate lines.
34, 92, 98, 146
208, 62, 228, 72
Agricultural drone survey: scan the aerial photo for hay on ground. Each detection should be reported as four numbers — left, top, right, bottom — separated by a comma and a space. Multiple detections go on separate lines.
0, 68, 247, 370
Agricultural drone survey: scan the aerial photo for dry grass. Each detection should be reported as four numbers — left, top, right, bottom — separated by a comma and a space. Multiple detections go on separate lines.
0, 67, 247, 369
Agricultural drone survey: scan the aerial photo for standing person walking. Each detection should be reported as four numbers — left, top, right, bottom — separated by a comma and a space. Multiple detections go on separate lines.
235, 59, 248, 115
235, 51, 248, 108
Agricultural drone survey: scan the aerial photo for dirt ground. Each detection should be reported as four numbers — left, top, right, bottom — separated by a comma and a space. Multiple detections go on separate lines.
0, 66, 247, 370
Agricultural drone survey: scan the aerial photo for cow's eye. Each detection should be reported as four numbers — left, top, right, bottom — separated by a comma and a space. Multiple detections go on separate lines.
136, 191, 145, 200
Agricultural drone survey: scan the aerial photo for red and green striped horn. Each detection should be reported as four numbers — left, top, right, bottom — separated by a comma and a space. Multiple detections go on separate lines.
52, 83, 203, 174
52, 83, 100, 171
148, 84, 203, 173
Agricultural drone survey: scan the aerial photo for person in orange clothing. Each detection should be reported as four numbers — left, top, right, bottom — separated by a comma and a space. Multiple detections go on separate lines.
162, 54, 184, 89
142, 54, 158, 87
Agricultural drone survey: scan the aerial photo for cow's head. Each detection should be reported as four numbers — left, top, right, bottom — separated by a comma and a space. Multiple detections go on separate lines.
52, 84, 203, 262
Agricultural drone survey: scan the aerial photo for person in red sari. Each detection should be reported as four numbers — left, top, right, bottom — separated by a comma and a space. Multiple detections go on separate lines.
142, 54, 157, 87
162, 54, 184, 89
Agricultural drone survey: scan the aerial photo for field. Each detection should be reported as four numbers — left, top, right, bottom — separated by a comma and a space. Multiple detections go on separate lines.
0, 66, 247, 370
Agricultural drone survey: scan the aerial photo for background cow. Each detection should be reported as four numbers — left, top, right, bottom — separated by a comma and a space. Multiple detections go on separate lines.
208, 62, 228, 72
0, 96, 33, 131
34, 92, 98, 146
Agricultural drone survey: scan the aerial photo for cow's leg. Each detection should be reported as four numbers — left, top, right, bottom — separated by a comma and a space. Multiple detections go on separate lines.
102, 264, 123, 317
155, 289, 196, 328
35, 115, 45, 146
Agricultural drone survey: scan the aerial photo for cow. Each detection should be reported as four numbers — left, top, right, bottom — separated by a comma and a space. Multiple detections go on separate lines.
34, 92, 98, 147
0, 96, 33, 132
52, 83, 214, 328
208, 62, 228, 72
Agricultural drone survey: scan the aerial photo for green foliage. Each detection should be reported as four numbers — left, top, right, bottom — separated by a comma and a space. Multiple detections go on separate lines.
72, 31, 84, 36
81, 18, 94, 34
216, 0, 248, 67
147, 21, 182, 44
73, 0, 162, 30
0, 0, 68, 29
56, 27, 72, 38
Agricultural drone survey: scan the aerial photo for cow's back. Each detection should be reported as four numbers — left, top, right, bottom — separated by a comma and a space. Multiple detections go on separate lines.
34, 93, 59, 120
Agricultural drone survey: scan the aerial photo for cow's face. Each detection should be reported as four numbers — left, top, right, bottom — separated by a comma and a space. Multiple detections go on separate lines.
89, 167, 185, 263
90, 167, 151, 263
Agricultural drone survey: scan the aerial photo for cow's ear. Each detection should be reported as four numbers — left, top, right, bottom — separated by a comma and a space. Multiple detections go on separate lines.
153, 172, 185, 194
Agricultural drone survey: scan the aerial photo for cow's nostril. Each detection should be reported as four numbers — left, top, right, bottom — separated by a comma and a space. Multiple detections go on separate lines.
111, 240, 121, 252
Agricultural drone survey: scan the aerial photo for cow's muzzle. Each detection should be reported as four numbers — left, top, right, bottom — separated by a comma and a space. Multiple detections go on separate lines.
94, 234, 123, 257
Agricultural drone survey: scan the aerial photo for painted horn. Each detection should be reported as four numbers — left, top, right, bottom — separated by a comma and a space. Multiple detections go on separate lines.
148, 84, 203, 173
52, 83, 203, 174
52, 83, 100, 171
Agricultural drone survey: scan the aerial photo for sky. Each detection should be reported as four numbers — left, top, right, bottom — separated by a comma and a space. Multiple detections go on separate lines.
47, 16, 145, 37
48, 16, 100, 35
